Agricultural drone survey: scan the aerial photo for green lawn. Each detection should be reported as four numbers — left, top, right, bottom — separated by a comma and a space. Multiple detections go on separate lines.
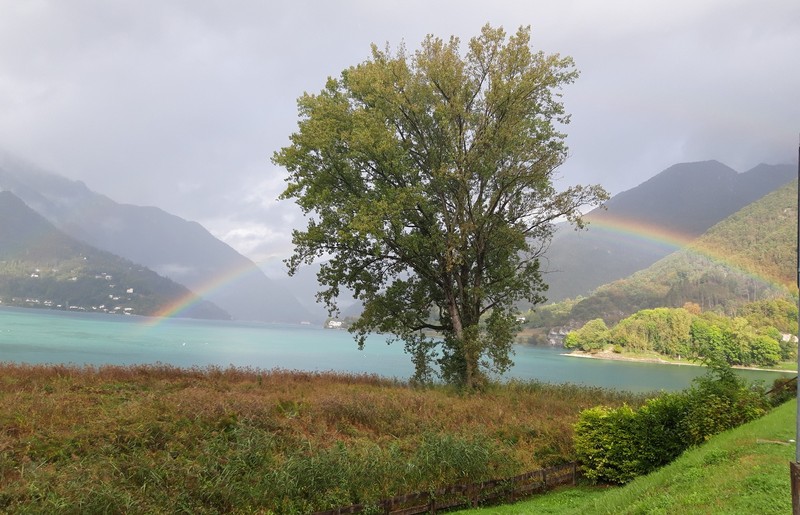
456, 400, 797, 514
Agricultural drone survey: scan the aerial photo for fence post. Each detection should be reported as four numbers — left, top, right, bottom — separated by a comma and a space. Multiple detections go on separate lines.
791, 462, 800, 515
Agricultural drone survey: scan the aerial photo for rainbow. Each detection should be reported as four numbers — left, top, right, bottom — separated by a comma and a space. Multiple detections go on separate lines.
583, 213, 795, 292
142, 260, 266, 326
141, 210, 794, 326
583, 214, 695, 252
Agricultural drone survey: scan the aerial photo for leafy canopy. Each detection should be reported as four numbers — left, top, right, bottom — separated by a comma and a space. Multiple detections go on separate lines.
273, 25, 608, 388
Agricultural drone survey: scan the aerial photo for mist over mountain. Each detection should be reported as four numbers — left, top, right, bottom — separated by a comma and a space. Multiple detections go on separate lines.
0, 190, 229, 319
541, 160, 796, 303
529, 179, 798, 339
0, 154, 316, 324
274, 159, 796, 322
268, 261, 360, 321
2, 153, 793, 327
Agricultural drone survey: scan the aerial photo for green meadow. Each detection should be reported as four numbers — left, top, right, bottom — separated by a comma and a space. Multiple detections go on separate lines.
458, 399, 796, 514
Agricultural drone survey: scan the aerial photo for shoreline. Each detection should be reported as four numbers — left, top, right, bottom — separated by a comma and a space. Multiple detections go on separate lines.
562, 349, 797, 374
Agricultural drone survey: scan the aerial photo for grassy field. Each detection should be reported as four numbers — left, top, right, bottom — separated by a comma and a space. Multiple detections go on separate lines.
457, 399, 797, 514
0, 363, 644, 513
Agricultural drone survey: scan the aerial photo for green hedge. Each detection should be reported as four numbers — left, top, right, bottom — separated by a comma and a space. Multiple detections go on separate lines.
574, 366, 770, 484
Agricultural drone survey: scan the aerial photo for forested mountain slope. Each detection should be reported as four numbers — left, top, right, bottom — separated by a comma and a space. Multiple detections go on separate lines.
0, 191, 229, 319
532, 180, 797, 330
541, 161, 795, 303
0, 154, 315, 323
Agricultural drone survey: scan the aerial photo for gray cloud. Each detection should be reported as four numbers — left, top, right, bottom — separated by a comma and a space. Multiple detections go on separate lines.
0, 0, 797, 267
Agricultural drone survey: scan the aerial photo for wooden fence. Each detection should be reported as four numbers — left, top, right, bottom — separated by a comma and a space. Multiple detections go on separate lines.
313, 462, 578, 515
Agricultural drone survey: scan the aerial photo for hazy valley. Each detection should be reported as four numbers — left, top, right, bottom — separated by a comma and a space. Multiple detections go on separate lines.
1, 155, 795, 330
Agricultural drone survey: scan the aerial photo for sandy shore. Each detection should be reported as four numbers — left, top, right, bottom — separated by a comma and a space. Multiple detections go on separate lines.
563, 349, 797, 374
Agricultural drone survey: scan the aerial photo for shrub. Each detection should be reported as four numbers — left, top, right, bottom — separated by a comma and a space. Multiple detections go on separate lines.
573, 394, 689, 484
573, 405, 640, 484
574, 361, 769, 484
681, 361, 769, 444
633, 393, 690, 469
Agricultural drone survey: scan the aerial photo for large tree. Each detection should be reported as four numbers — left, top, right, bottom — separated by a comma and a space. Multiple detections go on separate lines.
273, 25, 608, 388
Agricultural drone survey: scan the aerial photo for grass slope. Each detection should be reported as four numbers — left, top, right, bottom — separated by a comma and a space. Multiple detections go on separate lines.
459, 400, 796, 514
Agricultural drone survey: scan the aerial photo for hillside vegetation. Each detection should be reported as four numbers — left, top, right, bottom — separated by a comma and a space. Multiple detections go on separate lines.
565, 299, 797, 368
541, 161, 795, 303
528, 180, 798, 334
0, 191, 228, 319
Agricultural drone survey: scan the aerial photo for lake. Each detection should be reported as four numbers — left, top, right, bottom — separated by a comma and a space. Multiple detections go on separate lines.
0, 306, 792, 393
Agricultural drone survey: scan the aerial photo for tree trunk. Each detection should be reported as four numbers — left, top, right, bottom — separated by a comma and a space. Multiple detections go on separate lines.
447, 296, 473, 389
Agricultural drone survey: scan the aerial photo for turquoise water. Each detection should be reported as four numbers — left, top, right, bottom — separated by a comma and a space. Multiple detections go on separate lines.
0, 306, 792, 393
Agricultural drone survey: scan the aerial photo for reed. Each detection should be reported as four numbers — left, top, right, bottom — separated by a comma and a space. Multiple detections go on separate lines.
0, 363, 644, 513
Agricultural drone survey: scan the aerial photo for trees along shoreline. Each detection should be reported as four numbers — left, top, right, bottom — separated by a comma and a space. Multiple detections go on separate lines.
562, 299, 798, 370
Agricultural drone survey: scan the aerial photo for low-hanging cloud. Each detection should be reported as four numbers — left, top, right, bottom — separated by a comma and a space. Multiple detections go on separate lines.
0, 0, 796, 265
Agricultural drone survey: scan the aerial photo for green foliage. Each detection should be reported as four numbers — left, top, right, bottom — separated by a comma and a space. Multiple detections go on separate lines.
574, 362, 770, 484
273, 25, 607, 388
573, 405, 640, 483
573, 395, 688, 484
567, 302, 794, 368
680, 362, 769, 445
610, 308, 692, 357
748, 334, 782, 366
634, 394, 690, 468
691, 312, 784, 367
563, 318, 609, 351
738, 298, 798, 334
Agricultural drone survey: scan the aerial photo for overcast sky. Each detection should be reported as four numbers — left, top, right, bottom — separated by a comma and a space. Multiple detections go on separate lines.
0, 0, 797, 275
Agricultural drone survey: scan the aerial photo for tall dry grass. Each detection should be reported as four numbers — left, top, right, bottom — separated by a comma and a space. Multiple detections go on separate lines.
0, 364, 643, 513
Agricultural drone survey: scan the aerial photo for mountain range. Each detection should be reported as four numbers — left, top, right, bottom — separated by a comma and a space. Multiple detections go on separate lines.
528, 178, 798, 342
540, 160, 796, 303
0, 153, 794, 326
0, 154, 316, 323
0, 190, 229, 318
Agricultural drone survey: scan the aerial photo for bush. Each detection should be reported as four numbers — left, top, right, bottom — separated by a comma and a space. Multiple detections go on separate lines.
573, 394, 689, 484
634, 394, 690, 469
574, 362, 770, 484
573, 405, 640, 484
681, 362, 769, 444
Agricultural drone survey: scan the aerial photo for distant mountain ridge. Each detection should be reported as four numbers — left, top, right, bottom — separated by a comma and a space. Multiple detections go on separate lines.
530, 179, 798, 338
2, 153, 792, 326
0, 190, 229, 319
0, 154, 316, 323
541, 160, 796, 302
